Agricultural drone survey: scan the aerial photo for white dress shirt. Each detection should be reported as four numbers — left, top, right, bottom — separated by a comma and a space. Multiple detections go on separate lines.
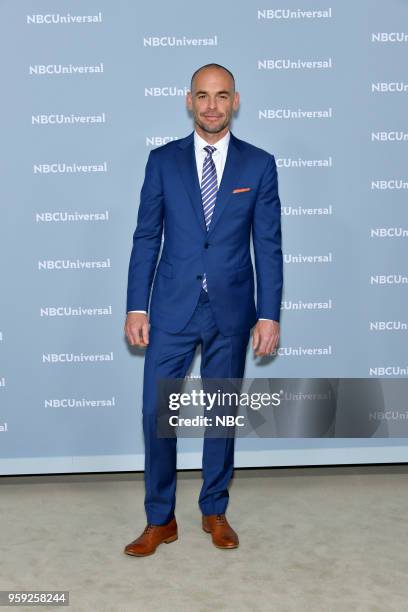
194, 129, 230, 184
129, 130, 271, 321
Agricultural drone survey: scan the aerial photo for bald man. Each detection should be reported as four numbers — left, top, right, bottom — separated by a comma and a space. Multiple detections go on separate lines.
124, 63, 283, 556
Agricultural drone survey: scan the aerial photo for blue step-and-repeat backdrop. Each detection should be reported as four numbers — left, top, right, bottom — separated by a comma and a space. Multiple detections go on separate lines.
0, 1, 407, 474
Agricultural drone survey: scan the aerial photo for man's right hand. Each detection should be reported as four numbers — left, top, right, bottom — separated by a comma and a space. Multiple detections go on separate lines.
124, 312, 149, 347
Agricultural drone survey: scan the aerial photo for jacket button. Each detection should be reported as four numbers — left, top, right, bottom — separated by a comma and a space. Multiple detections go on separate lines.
196, 274, 203, 280
204, 242, 209, 248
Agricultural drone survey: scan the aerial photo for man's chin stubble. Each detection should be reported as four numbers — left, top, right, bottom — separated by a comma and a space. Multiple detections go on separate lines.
196, 118, 230, 135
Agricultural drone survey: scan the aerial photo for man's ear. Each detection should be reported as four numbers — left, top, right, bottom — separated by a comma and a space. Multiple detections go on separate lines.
186, 91, 193, 111
233, 91, 240, 112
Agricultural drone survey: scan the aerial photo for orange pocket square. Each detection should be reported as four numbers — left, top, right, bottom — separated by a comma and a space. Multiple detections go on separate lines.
232, 187, 252, 194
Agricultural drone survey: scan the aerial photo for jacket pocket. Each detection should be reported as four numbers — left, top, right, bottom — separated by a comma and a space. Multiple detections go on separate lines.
156, 259, 173, 278
234, 264, 253, 283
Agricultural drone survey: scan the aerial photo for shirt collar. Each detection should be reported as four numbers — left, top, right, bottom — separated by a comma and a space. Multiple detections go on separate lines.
194, 129, 230, 154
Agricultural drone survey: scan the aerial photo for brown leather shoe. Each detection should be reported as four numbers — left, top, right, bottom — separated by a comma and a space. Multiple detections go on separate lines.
124, 517, 178, 557
202, 513, 239, 549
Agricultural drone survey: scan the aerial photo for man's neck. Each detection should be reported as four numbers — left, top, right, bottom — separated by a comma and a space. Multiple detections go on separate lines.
194, 125, 230, 145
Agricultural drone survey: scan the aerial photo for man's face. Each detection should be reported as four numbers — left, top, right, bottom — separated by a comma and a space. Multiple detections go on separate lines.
187, 68, 239, 135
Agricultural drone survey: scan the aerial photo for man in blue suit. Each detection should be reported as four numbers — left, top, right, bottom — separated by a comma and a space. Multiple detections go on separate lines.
124, 63, 283, 556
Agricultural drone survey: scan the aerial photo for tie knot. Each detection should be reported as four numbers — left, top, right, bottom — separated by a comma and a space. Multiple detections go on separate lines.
204, 145, 216, 156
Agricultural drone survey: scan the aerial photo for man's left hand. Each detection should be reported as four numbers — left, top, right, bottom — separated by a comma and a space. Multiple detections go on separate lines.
252, 319, 280, 357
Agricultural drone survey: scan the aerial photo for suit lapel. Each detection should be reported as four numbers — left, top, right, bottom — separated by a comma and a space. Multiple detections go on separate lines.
207, 132, 245, 238
176, 132, 207, 233
176, 130, 246, 236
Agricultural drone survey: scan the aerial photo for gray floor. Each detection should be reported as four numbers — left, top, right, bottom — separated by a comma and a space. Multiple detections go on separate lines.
1, 465, 408, 612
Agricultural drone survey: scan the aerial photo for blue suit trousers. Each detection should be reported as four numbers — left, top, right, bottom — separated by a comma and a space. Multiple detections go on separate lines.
142, 288, 250, 524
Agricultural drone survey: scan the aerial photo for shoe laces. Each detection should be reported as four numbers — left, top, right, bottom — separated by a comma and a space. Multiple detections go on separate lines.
143, 524, 154, 534
216, 514, 226, 524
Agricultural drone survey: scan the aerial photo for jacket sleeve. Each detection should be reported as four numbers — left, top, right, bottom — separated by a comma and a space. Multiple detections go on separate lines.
126, 149, 164, 313
252, 154, 283, 322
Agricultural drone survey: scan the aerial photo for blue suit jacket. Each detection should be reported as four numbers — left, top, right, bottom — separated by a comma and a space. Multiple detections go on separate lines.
126, 131, 283, 336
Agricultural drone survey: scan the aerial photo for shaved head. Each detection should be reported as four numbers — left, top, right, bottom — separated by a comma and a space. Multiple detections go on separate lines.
190, 63, 235, 93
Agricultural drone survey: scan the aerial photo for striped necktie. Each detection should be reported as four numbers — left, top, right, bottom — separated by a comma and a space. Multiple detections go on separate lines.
200, 145, 218, 292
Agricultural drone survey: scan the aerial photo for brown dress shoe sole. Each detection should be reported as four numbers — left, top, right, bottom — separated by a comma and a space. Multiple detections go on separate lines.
123, 533, 178, 557
202, 526, 239, 549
